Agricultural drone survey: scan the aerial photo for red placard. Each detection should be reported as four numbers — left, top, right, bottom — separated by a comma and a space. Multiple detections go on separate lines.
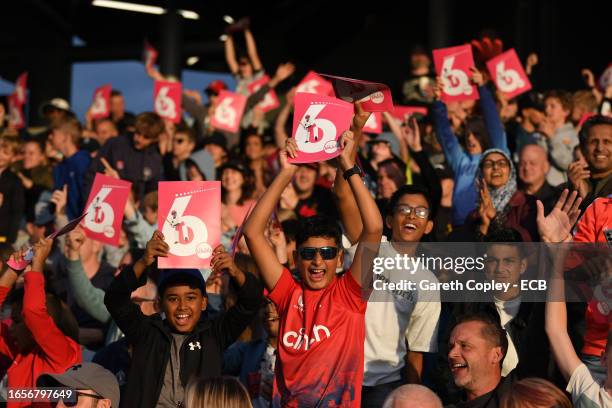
322, 74, 394, 113
90, 84, 112, 120
158, 181, 221, 269
486, 49, 532, 99
295, 71, 334, 96
247, 75, 281, 113
433, 44, 479, 102
288, 92, 353, 164
7, 94, 25, 129
15, 72, 28, 105
81, 174, 132, 246
210, 90, 248, 133
391, 106, 428, 125
154, 81, 182, 123
362, 112, 383, 134
143, 40, 158, 69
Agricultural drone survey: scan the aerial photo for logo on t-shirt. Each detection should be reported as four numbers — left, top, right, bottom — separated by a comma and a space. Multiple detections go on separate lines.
282, 325, 331, 351
293, 295, 305, 313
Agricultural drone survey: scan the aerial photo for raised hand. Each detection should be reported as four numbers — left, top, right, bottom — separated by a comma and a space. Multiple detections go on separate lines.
143, 230, 169, 266
31, 238, 53, 272
581, 68, 596, 89
478, 181, 497, 234
433, 76, 444, 101
470, 67, 485, 87
567, 160, 590, 198
274, 62, 296, 83
338, 130, 356, 171
525, 53, 538, 76
352, 101, 370, 131
65, 227, 86, 260
100, 157, 120, 179
183, 89, 203, 105
536, 189, 582, 243
210, 245, 245, 284
402, 117, 422, 152
50, 184, 68, 216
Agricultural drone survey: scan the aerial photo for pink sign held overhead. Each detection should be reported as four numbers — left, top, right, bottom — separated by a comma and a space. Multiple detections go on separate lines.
158, 181, 221, 269
143, 40, 158, 69
7, 94, 25, 129
247, 75, 281, 113
210, 90, 247, 133
154, 80, 182, 123
15, 72, 28, 105
486, 49, 532, 99
90, 84, 112, 120
296, 71, 334, 96
322, 74, 394, 113
81, 173, 131, 246
288, 92, 353, 164
362, 112, 383, 134
433, 44, 479, 102
391, 106, 428, 125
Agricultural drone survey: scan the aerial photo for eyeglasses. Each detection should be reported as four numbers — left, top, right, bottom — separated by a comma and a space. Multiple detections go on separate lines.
394, 205, 429, 219
481, 159, 509, 170
59, 391, 105, 407
298, 246, 338, 260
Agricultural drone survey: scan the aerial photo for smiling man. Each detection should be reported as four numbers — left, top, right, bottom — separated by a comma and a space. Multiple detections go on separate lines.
104, 233, 262, 408
446, 313, 511, 408
243, 128, 383, 407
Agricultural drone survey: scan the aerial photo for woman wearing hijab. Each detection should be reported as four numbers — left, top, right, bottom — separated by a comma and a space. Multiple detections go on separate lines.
467, 148, 540, 242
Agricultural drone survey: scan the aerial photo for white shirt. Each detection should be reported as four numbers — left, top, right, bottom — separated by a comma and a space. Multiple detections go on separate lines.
494, 296, 521, 376
357, 238, 441, 386
567, 363, 612, 408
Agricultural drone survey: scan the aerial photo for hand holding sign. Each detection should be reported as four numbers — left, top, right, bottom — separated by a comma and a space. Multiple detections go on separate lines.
100, 158, 120, 179
433, 44, 479, 102
143, 230, 170, 266
338, 130, 356, 171
65, 227, 86, 260
288, 92, 353, 164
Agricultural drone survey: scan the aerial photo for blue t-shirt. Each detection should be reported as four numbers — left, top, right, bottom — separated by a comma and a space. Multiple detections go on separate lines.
53, 150, 91, 219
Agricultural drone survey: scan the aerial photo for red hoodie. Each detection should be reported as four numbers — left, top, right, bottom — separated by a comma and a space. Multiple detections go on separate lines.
0, 271, 82, 408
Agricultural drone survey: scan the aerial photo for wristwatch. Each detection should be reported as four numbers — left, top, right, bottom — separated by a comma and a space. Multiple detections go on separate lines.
343, 164, 362, 181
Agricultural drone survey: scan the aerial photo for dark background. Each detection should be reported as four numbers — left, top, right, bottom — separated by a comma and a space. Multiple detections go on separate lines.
1, 0, 609, 125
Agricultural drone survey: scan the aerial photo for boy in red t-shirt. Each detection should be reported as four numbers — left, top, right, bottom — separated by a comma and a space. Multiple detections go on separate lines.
244, 127, 383, 407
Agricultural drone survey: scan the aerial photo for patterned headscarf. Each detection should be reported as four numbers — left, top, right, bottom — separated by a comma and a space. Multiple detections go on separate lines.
476, 148, 517, 213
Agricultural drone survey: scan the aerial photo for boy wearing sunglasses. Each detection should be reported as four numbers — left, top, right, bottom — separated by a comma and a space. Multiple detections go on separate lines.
243, 128, 383, 407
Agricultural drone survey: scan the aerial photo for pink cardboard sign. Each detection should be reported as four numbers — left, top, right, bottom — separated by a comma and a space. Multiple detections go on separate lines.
7, 212, 88, 272
391, 106, 428, 124
143, 40, 158, 68
288, 92, 353, 164
154, 80, 182, 123
433, 44, 479, 102
90, 84, 112, 120
7, 94, 25, 129
15, 72, 28, 105
247, 75, 281, 113
486, 49, 532, 99
322, 74, 394, 113
362, 112, 383, 134
210, 90, 248, 133
295, 71, 334, 96
81, 173, 132, 246
158, 181, 221, 269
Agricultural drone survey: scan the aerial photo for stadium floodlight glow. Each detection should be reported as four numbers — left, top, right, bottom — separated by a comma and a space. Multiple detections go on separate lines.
223, 15, 235, 24
92, 0, 200, 20
186, 56, 199, 66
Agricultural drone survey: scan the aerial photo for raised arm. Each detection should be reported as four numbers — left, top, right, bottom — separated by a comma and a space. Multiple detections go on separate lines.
471, 68, 509, 153
244, 29, 263, 72
383, 111, 409, 162
431, 78, 466, 172
540, 190, 583, 381
243, 150, 297, 290
224, 35, 239, 75
333, 103, 371, 244
338, 131, 383, 285
274, 88, 295, 148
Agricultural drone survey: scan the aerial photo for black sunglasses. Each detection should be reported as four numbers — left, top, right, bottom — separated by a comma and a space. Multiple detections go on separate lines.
298, 246, 338, 260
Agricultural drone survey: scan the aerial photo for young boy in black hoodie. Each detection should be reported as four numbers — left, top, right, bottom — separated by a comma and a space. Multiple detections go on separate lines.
104, 230, 263, 407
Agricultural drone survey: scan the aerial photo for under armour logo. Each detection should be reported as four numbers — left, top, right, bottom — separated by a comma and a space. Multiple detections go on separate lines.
188, 342, 201, 351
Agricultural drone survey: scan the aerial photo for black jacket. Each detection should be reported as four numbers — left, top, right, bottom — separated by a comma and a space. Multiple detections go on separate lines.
84, 134, 162, 202
104, 265, 263, 408
0, 169, 24, 245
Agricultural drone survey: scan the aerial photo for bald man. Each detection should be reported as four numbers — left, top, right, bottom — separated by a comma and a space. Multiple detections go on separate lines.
518, 144, 561, 214
382, 384, 443, 408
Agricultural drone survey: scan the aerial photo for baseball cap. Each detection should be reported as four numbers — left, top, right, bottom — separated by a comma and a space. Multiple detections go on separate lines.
205, 80, 228, 96
202, 132, 228, 151
218, 160, 252, 178
158, 268, 207, 297
39, 98, 71, 117
37, 363, 120, 408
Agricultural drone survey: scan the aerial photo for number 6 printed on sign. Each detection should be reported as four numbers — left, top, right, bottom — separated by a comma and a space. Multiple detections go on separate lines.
158, 181, 221, 269
210, 90, 248, 133
433, 44, 479, 103
288, 93, 353, 164
81, 173, 132, 246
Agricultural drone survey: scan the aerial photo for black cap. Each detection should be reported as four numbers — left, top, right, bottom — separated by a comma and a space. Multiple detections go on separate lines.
158, 269, 207, 297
